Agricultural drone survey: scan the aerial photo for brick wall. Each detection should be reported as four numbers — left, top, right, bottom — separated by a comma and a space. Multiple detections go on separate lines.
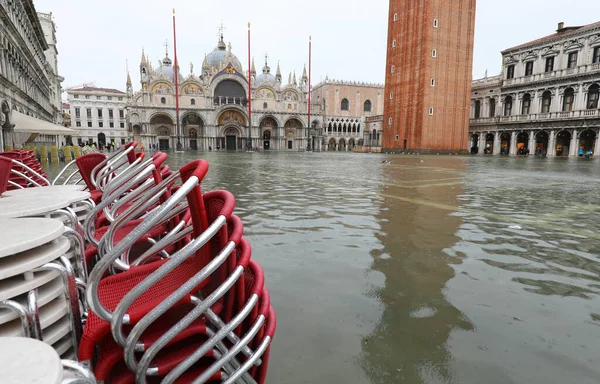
383, 0, 476, 153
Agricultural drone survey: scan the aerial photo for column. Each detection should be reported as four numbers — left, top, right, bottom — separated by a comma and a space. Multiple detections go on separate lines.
548, 130, 556, 157
594, 129, 600, 157
478, 133, 485, 154
531, 91, 539, 114
528, 130, 536, 155
569, 129, 579, 157
552, 87, 561, 113
509, 131, 517, 156
493, 131, 501, 155
575, 84, 585, 111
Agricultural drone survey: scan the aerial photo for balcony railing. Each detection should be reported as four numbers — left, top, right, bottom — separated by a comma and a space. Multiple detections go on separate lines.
213, 97, 248, 107
500, 64, 600, 87
471, 109, 599, 124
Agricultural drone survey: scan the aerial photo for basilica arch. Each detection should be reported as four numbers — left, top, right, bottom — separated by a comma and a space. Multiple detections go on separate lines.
216, 109, 247, 151
284, 118, 303, 151
182, 112, 205, 150
259, 116, 279, 150
150, 114, 174, 150
213, 79, 247, 107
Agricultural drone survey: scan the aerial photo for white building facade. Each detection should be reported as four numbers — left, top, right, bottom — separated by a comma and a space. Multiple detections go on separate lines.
37, 12, 63, 126
470, 21, 600, 156
67, 87, 128, 147
0, 1, 71, 150
126, 32, 322, 152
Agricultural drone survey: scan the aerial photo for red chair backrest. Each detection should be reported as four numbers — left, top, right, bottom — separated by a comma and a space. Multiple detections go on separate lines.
76, 153, 107, 191
0, 156, 13, 194
125, 141, 138, 164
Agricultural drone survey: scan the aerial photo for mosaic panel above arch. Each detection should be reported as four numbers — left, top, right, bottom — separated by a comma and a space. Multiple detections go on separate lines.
156, 126, 171, 136
218, 110, 246, 125
256, 88, 275, 99
182, 83, 203, 96
152, 82, 174, 94
282, 90, 299, 101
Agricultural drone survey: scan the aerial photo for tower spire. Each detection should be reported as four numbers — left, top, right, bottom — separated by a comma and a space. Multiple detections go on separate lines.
140, 48, 147, 66
275, 61, 282, 82
251, 57, 256, 76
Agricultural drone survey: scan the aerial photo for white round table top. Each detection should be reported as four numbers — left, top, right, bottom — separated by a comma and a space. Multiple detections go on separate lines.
0, 236, 70, 280
0, 218, 64, 258
1, 184, 86, 197
0, 191, 90, 219
0, 337, 63, 384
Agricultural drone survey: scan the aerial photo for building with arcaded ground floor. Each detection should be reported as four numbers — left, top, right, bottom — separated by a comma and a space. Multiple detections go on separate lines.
470, 21, 600, 157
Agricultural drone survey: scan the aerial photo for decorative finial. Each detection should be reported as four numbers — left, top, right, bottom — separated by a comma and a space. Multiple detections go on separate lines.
217, 20, 226, 41
164, 39, 169, 57
248, 22, 251, 29
228, 42, 232, 52
173, 8, 175, 15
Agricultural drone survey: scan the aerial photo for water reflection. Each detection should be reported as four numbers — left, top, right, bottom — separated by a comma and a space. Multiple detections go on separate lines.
360, 157, 472, 384
445, 157, 600, 384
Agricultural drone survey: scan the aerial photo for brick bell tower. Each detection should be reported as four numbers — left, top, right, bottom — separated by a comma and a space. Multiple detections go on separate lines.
382, 0, 477, 154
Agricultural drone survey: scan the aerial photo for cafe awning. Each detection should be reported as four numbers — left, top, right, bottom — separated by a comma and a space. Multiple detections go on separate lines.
11, 110, 78, 136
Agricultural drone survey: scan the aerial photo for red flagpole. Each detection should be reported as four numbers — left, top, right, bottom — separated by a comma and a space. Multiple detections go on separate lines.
247, 23, 252, 150
308, 35, 312, 151
173, 9, 182, 150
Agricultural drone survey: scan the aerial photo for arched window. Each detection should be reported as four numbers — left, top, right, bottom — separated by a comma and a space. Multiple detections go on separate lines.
504, 96, 513, 116
521, 93, 531, 115
364, 100, 372, 112
191, 98, 195, 105
489, 98, 496, 117
474, 100, 481, 118
541, 91, 552, 113
341, 98, 349, 111
263, 102, 268, 109
562, 88, 574, 112
160, 97, 166, 105
328, 123, 332, 132
587, 84, 599, 109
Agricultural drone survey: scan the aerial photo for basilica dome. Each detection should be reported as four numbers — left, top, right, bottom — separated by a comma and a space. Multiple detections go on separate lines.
154, 55, 175, 81
205, 38, 243, 73
255, 64, 276, 85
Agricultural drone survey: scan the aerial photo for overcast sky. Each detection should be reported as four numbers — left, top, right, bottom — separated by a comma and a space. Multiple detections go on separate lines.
33, 0, 600, 96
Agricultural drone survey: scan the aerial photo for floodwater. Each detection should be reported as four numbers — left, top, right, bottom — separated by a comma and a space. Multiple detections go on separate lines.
45, 152, 600, 383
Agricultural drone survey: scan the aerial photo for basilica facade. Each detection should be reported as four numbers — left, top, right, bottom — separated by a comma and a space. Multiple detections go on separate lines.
126, 33, 323, 151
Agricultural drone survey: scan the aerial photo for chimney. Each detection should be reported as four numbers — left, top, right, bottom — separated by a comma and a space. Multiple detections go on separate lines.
557, 22, 565, 32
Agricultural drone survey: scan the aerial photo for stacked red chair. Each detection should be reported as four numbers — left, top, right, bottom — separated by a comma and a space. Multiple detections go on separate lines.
0, 150, 49, 190
62, 147, 278, 383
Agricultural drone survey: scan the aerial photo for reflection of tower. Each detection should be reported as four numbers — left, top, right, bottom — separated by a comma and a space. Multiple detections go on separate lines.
360, 159, 472, 383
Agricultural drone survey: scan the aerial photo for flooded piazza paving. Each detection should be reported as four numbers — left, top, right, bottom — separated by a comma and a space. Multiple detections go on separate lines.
44, 152, 600, 384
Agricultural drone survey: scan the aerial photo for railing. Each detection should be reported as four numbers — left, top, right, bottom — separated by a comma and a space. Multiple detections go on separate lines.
213, 97, 248, 107
498, 64, 600, 87
365, 115, 383, 123
325, 131, 361, 137
543, 71, 555, 79
471, 109, 599, 124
